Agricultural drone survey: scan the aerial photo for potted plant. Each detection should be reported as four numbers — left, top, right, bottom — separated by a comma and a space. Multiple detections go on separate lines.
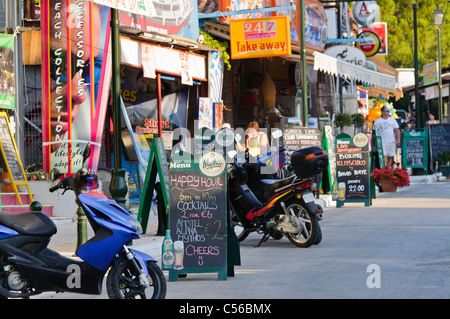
371, 166, 410, 192
334, 112, 353, 133
352, 113, 365, 134
436, 151, 450, 177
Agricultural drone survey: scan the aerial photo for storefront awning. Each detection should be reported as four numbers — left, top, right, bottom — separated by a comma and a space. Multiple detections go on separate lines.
313, 51, 396, 91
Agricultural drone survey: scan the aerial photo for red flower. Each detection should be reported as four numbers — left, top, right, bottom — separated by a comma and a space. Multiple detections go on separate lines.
371, 166, 410, 188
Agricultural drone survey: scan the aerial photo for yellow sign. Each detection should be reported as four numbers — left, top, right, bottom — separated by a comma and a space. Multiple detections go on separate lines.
230, 16, 291, 60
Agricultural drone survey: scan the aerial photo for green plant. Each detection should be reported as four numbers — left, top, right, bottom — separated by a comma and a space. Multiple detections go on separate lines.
436, 151, 450, 165
200, 31, 231, 71
334, 112, 353, 130
352, 113, 365, 128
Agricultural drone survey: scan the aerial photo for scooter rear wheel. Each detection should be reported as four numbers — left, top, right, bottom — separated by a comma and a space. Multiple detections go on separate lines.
106, 260, 166, 299
285, 199, 320, 248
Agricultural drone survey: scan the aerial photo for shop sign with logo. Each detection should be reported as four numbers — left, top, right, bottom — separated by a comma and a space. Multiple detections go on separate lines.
230, 16, 291, 59
352, 1, 380, 27
324, 45, 366, 66
423, 62, 438, 86
361, 22, 388, 55
356, 30, 380, 57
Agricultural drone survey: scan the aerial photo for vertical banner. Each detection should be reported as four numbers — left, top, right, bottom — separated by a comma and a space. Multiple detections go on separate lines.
0, 34, 15, 110
41, 0, 112, 173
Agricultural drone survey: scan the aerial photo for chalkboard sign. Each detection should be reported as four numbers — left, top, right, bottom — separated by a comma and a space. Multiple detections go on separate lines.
401, 129, 428, 173
335, 133, 371, 207
168, 151, 228, 281
283, 126, 322, 164
0, 112, 33, 204
428, 124, 450, 161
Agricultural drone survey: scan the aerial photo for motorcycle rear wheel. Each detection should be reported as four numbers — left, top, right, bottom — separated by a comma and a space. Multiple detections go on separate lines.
285, 199, 320, 248
107, 260, 166, 299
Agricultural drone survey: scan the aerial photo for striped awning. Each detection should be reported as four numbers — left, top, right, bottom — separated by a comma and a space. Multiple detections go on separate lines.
313, 51, 397, 91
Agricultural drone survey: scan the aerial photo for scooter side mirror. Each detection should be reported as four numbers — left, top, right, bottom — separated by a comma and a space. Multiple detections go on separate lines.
50, 168, 64, 181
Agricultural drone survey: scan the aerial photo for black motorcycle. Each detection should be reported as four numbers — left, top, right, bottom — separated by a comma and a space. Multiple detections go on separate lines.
228, 146, 327, 248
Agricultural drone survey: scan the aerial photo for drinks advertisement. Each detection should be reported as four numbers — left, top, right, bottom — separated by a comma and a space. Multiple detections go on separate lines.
168, 151, 228, 280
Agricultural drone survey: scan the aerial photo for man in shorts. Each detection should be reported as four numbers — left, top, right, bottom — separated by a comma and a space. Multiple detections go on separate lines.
374, 106, 401, 168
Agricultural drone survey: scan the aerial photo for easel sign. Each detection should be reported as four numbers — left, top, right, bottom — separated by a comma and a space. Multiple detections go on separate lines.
137, 138, 170, 233
335, 133, 371, 207
168, 151, 228, 281
0, 112, 33, 204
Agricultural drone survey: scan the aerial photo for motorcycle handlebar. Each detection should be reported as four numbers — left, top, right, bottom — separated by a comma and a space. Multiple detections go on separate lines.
49, 183, 61, 193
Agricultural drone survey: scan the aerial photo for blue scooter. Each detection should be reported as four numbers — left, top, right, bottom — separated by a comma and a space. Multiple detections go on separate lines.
0, 144, 166, 299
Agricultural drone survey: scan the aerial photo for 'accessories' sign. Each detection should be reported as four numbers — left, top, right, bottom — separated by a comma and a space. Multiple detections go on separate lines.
230, 16, 291, 59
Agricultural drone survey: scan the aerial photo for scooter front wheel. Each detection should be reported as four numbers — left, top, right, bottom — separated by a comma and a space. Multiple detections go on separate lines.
107, 260, 167, 299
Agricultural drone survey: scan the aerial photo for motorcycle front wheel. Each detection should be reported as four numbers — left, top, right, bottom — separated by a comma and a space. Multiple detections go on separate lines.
106, 260, 166, 299
285, 199, 320, 248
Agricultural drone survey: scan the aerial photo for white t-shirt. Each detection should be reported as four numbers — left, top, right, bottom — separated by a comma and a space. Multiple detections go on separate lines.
374, 117, 399, 143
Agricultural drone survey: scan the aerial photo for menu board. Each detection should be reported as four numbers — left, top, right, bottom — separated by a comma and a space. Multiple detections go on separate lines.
335, 133, 371, 207
168, 151, 228, 281
429, 124, 450, 161
283, 126, 322, 164
401, 129, 428, 172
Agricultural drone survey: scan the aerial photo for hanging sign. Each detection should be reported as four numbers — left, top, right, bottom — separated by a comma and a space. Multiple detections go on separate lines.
324, 45, 366, 67
356, 30, 380, 57
352, 1, 380, 27
230, 16, 291, 59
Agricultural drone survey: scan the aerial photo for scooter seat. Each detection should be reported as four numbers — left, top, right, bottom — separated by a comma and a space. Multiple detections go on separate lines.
0, 211, 57, 237
259, 175, 296, 196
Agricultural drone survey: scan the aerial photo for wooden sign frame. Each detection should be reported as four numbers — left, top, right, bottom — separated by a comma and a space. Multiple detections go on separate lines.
137, 137, 170, 233
0, 112, 33, 204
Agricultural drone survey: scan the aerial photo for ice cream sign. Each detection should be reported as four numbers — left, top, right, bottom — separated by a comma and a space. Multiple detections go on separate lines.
230, 16, 291, 59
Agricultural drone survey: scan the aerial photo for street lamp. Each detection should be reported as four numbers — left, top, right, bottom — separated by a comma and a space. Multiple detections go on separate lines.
432, 5, 445, 123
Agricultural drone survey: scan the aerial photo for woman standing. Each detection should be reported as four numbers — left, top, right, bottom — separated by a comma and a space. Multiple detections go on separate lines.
245, 121, 269, 157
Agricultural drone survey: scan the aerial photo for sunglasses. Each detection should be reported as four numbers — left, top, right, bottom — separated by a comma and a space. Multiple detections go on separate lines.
50, 50, 101, 85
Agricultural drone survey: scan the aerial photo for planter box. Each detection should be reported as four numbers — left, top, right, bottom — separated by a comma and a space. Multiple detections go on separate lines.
441, 165, 450, 177
380, 178, 397, 192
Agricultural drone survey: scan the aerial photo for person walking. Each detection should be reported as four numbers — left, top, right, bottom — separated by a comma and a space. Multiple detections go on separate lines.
374, 106, 400, 168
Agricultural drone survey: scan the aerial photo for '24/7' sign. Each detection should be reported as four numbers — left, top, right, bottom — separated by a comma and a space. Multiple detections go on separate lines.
230, 16, 291, 59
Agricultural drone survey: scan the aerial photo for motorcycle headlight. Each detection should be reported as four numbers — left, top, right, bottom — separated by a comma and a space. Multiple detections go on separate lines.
129, 218, 143, 234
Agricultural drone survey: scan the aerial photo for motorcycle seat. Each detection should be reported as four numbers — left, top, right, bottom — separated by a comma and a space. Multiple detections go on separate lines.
0, 211, 57, 237
259, 175, 296, 194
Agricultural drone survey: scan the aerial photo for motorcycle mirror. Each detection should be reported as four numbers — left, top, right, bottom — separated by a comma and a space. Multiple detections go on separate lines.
227, 150, 237, 158
50, 168, 63, 181
272, 129, 282, 139
83, 143, 91, 164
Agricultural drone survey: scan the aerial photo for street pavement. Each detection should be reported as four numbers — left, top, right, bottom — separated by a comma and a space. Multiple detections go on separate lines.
34, 174, 450, 299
